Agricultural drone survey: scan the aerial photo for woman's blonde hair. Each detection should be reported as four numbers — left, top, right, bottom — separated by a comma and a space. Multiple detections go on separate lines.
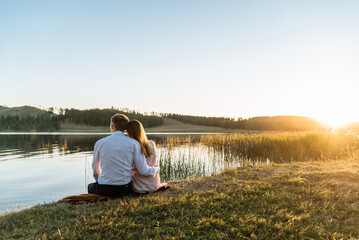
126, 120, 153, 158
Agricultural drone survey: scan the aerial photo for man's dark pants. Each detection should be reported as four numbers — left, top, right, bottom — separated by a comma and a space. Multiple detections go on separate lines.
88, 181, 132, 198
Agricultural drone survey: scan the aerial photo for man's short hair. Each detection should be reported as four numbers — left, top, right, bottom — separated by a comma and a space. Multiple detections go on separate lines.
111, 114, 129, 131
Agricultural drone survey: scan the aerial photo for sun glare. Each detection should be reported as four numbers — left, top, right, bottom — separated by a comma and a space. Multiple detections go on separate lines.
315, 115, 355, 128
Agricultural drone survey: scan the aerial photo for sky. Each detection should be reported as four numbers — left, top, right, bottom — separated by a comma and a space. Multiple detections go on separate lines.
0, 0, 358, 126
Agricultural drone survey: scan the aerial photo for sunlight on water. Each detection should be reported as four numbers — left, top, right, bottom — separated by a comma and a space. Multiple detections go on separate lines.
158, 143, 241, 181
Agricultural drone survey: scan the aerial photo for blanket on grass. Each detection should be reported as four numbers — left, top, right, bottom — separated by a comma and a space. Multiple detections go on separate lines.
58, 185, 170, 205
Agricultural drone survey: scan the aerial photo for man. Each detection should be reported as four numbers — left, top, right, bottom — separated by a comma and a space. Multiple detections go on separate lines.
88, 113, 159, 197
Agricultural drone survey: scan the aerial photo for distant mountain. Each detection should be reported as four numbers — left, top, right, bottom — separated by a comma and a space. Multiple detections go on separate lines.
244, 115, 322, 131
0, 106, 53, 118
164, 113, 323, 131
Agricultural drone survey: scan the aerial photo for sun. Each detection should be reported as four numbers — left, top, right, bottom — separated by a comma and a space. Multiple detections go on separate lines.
315, 114, 355, 128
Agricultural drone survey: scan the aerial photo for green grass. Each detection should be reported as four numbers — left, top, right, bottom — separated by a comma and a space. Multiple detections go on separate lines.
2, 158, 359, 239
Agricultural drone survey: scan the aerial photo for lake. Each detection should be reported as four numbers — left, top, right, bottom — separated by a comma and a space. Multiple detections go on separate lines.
0, 132, 256, 213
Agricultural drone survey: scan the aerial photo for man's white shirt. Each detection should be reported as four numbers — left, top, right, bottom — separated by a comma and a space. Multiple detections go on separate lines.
92, 131, 159, 185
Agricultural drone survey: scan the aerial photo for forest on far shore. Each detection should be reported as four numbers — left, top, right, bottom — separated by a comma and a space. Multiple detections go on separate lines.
0, 105, 358, 132
162, 114, 323, 131
0, 106, 163, 131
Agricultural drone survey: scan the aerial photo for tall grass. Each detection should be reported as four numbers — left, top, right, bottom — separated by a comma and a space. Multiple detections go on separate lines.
155, 131, 359, 181
201, 131, 359, 163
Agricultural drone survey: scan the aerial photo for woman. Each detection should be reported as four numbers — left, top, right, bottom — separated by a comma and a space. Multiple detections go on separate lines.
126, 119, 166, 193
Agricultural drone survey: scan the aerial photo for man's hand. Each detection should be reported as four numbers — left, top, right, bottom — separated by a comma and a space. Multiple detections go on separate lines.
154, 167, 160, 175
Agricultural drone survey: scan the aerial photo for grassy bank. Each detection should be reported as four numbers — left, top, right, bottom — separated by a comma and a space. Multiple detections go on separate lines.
2, 158, 359, 239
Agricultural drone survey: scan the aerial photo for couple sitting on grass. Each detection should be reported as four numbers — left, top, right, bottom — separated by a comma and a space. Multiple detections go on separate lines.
88, 113, 166, 197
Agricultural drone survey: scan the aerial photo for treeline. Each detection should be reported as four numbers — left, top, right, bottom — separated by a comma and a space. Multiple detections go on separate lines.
162, 113, 322, 131
161, 113, 241, 128
241, 116, 322, 131
0, 115, 61, 131
1, 105, 327, 131
64, 108, 163, 128
0, 107, 163, 131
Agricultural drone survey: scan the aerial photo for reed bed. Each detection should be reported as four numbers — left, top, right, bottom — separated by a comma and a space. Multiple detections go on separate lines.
155, 131, 359, 181
200, 131, 359, 163
159, 136, 193, 150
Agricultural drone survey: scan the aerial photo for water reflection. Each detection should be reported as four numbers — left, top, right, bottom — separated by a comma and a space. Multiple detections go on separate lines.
157, 143, 242, 181
0, 134, 205, 162
0, 134, 104, 162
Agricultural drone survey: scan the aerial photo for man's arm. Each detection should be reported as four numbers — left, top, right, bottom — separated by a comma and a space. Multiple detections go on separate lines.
92, 140, 102, 181
133, 142, 159, 176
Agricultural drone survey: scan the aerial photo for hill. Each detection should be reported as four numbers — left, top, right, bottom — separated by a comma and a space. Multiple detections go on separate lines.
0, 106, 52, 118
145, 118, 228, 132
1, 105, 351, 132
59, 118, 229, 133
243, 115, 322, 131
0, 106, 164, 132
163, 113, 323, 131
